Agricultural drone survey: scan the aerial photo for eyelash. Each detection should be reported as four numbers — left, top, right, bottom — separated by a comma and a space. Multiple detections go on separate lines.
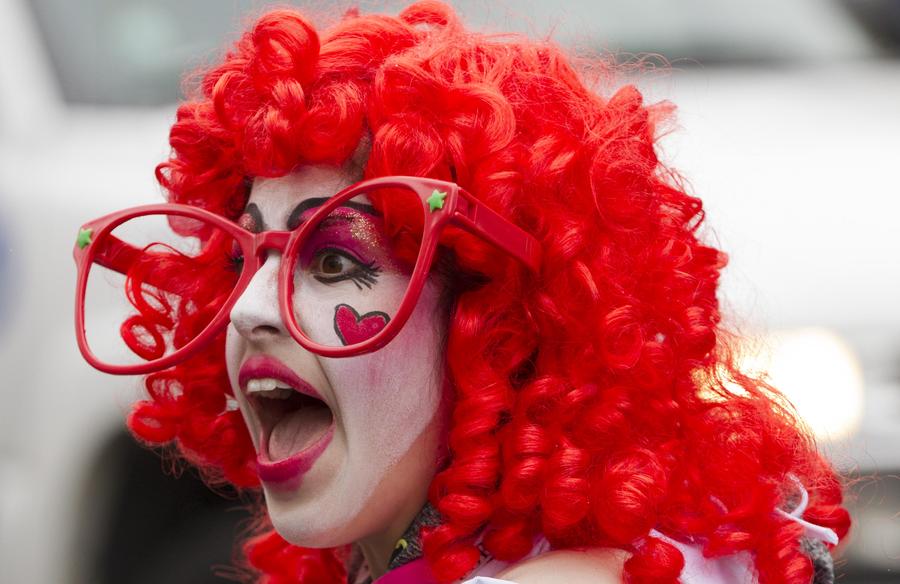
225, 246, 244, 273
312, 247, 382, 290
222, 245, 382, 291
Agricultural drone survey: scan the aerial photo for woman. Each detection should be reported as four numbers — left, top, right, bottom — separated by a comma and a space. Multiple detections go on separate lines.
73, 2, 849, 582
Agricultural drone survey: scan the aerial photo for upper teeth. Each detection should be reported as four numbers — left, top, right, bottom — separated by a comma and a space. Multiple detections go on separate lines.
246, 378, 293, 399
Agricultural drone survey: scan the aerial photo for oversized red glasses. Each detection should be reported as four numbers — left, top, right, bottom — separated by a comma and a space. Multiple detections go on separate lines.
73, 176, 541, 375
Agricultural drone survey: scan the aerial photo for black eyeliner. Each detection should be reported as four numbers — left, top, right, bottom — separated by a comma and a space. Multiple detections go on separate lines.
310, 247, 382, 290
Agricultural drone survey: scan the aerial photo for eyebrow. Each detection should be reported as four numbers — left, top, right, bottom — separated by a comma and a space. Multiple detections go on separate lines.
286, 197, 380, 231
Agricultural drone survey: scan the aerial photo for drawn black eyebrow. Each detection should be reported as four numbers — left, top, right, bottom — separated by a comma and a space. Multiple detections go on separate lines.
286, 197, 380, 231
242, 203, 265, 233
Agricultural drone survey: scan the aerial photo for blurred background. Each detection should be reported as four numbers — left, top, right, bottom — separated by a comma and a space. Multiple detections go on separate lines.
1, 0, 898, 582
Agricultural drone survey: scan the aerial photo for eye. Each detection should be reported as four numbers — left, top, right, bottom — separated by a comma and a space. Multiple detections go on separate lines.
315, 250, 353, 276
225, 242, 245, 273
308, 247, 381, 290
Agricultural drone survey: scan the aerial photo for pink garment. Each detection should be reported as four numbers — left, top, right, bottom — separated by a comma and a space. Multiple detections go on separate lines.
372, 558, 438, 584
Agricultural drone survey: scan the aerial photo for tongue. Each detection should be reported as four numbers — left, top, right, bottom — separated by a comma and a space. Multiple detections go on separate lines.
268, 402, 333, 461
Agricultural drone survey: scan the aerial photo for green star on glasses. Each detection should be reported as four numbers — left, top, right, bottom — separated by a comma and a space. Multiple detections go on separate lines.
426, 189, 446, 212
77, 228, 93, 249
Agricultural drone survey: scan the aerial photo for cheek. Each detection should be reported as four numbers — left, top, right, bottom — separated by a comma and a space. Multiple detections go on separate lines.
321, 280, 446, 455
224, 324, 259, 440
224, 324, 243, 391
293, 272, 409, 347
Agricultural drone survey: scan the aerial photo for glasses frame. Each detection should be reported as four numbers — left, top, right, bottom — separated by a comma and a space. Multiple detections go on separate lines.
73, 175, 542, 375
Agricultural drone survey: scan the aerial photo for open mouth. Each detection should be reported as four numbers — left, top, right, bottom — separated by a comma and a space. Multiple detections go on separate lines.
248, 385, 335, 461
237, 354, 336, 474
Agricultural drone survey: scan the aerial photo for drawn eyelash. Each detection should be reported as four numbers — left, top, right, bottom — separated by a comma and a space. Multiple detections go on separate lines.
312, 248, 382, 290
347, 262, 382, 290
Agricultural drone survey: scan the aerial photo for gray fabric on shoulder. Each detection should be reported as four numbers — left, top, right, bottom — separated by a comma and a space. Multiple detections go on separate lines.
802, 538, 835, 584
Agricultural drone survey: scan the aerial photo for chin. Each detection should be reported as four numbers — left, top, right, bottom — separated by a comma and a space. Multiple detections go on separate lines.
263, 444, 435, 551
269, 511, 354, 549
264, 485, 380, 549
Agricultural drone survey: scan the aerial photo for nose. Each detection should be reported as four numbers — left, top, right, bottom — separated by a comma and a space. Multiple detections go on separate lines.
230, 252, 286, 341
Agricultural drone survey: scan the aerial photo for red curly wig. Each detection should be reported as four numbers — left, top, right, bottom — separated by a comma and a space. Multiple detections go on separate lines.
127, 2, 851, 583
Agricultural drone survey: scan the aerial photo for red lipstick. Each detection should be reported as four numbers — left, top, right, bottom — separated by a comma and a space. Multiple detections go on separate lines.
257, 425, 334, 488
238, 354, 325, 401
239, 355, 335, 489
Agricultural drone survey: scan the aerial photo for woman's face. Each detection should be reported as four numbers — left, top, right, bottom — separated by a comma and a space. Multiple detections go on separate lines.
225, 164, 448, 547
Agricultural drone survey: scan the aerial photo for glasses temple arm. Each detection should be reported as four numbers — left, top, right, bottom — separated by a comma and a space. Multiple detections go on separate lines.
91, 235, 172, 291
454, 194, 542, 272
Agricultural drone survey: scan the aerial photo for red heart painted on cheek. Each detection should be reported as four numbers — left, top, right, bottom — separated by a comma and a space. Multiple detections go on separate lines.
333, 304, 390, 346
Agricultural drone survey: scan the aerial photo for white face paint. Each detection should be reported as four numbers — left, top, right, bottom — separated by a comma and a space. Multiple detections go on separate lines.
225, 164, 448, 547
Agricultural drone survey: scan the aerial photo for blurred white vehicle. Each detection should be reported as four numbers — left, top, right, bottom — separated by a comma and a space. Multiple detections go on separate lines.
1, 0, 898, 583
0, 4, 175, 584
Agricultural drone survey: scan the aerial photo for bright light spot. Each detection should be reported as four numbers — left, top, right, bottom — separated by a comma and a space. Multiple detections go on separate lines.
738, 328, 865, 441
